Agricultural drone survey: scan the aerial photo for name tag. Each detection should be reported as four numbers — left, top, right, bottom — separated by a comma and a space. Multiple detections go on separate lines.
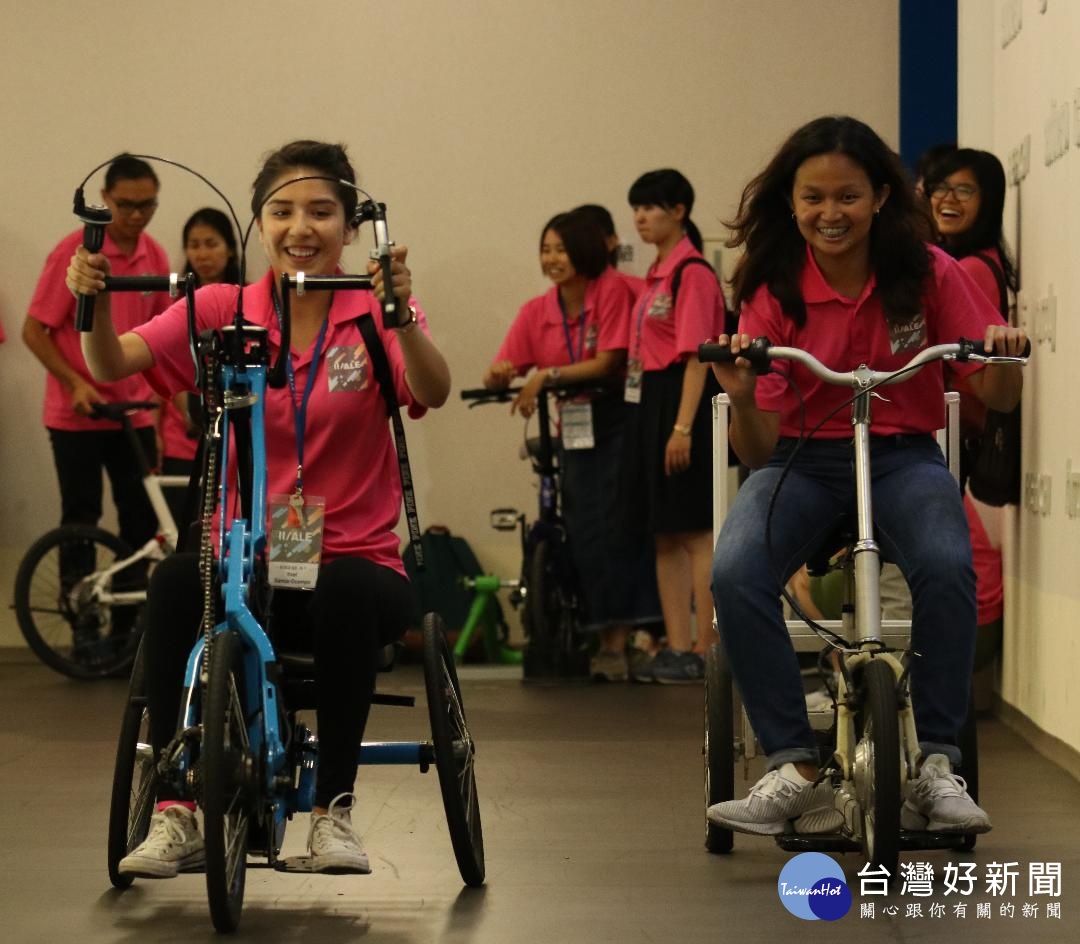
624, 358, 644, 404
268, 494, 326, 589
561, 401, 595, 450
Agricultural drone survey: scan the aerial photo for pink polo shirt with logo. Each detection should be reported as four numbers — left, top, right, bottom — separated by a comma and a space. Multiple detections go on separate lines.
28, 228, 170, 431
133, 272, 427, 575
739, 244, 1007, 438
495, 268, 633, 373
630, 236, 724, 371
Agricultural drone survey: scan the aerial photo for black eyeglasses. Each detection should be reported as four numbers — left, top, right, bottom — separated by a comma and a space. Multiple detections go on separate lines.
930, 182, 978, 202
112, 198, 159, 215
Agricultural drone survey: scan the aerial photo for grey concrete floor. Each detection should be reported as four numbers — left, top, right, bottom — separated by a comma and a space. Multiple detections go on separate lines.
2, 647, 1079, 943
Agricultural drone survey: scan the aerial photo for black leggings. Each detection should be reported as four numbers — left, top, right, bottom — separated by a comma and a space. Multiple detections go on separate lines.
146, 553, 413, 807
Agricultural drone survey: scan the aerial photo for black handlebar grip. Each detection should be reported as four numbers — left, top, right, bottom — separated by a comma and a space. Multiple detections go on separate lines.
75, 204, 112, 332
958, 336, 1033, 359
697, 336, 773, 373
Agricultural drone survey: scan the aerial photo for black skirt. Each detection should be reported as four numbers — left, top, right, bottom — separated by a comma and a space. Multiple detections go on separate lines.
622, 363, 715, 534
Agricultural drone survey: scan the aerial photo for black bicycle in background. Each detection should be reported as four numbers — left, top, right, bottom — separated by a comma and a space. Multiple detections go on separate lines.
460, 384, 593, 680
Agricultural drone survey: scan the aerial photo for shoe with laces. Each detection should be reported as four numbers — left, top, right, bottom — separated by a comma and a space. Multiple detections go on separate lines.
307, 793, 371, 874
900, 754, 992, 834
119, 803, 205, 878
707, 764, 838, 836
590, 648, 629, 682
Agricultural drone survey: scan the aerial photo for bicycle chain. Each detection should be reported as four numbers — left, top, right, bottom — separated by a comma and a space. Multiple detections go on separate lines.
198, 335, 223, 678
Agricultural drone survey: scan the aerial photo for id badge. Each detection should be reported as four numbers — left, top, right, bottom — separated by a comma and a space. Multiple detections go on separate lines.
624, 358, 644, 404
561, 400, 595, 450
268, 494, 326, 590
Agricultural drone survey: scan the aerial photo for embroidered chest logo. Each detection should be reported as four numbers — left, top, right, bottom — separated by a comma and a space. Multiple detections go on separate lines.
325, 343, 370, 392
585, 322, 599, 354
648, 292, 673, 320
888, 312, 926, 354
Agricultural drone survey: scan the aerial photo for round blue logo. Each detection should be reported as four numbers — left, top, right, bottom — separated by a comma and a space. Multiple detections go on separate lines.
777, 852, 852, 920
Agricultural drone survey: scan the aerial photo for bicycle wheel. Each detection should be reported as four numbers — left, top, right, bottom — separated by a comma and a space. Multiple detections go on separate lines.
854, 658, 901, 877
704, 643, 735, 854
107, 637, 157, 888
522, 537, 559, 643
14, 525, 143, 680
423, 612, 485, 887
202, 630, 253, 933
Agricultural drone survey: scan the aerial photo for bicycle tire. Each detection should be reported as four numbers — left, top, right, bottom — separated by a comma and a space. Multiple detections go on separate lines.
856, 658, 901, 877
202, 631, 252, 933
14, 525, 143, 680
522, 537, 559, 644
107, 637, 157, 888
422, 612, 485, 887
704, 643, 735, 854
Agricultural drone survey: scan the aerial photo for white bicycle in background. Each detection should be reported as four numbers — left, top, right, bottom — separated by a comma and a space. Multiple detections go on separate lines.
698, 336, 1028, 878
13, 401, 189, 679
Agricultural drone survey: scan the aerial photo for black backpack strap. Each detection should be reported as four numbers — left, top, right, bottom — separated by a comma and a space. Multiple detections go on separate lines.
670, 256, 738, 335
970, 252, 1010, 320
358, 314, 425, 569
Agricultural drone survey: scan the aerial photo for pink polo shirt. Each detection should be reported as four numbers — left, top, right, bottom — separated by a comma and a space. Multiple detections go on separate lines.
133, 271, 427, 575
740, 244, 1007, 438
614, 268, 646, 301
28, 228, 170, 431
160, 397, 198, 462
957, 249, 1004, 311
965, 494, 1003, 626
631, 236, 724, 371
495, 268, 633, 373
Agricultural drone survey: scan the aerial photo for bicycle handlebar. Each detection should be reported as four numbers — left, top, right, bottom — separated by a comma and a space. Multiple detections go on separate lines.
73, 205, 111, 332
89, 400, 160, 422
459, 381, 618, 407
697, 336, 1031, 387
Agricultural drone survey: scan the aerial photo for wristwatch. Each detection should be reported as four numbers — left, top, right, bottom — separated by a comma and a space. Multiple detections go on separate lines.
673, 422, 692, 436
546, 367, 561, 387
395, 305, 419, 333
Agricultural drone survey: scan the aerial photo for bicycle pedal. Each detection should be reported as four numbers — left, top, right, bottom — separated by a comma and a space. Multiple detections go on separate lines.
273, 854, 371, 875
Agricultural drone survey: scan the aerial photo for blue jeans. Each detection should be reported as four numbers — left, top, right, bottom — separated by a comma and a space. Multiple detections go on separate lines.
711, 436, 976, 771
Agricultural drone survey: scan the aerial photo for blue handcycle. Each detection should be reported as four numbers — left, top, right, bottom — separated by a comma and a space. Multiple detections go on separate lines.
100, 269, 484, 932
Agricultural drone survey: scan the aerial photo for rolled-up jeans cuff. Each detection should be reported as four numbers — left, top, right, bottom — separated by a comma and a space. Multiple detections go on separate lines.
919, 741, 962, 770
766, 747, 820, 772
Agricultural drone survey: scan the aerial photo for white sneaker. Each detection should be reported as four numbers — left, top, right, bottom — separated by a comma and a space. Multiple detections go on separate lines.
307, 793, 371, 873
900, 754, 992, 834
119, 804, 205, 878
707, 764, 838, 836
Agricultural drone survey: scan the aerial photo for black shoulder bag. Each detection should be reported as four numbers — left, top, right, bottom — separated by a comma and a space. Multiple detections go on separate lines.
965, 253, 1021, 507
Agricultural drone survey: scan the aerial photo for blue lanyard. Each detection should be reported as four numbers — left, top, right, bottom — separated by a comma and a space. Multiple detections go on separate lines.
272, 291, 330, 495
557, 292, 587, 363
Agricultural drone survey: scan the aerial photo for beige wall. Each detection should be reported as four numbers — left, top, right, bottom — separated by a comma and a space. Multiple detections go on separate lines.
958, 0, 1080, 757
0, 0, 900, 645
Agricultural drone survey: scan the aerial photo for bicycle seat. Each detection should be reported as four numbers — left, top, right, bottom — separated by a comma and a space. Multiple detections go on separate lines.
276, 641, 401, 679
804, 516, 856, 577
275, 641, 412, 712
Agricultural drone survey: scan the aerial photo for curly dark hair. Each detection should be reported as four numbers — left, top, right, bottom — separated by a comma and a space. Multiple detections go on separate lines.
726, 116, 931, 327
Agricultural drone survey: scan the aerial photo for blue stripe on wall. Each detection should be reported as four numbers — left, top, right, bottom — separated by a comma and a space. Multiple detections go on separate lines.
899, 0, 957, 173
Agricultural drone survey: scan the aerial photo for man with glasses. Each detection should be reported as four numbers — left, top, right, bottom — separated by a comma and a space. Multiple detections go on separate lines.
22, 154, 170, 658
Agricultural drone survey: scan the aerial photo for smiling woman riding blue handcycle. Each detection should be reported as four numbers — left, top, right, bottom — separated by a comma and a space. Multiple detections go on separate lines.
67, 140, 479, 932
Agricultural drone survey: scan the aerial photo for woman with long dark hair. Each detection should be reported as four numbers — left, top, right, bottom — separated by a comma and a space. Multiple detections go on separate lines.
707, 116, 1024, 838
